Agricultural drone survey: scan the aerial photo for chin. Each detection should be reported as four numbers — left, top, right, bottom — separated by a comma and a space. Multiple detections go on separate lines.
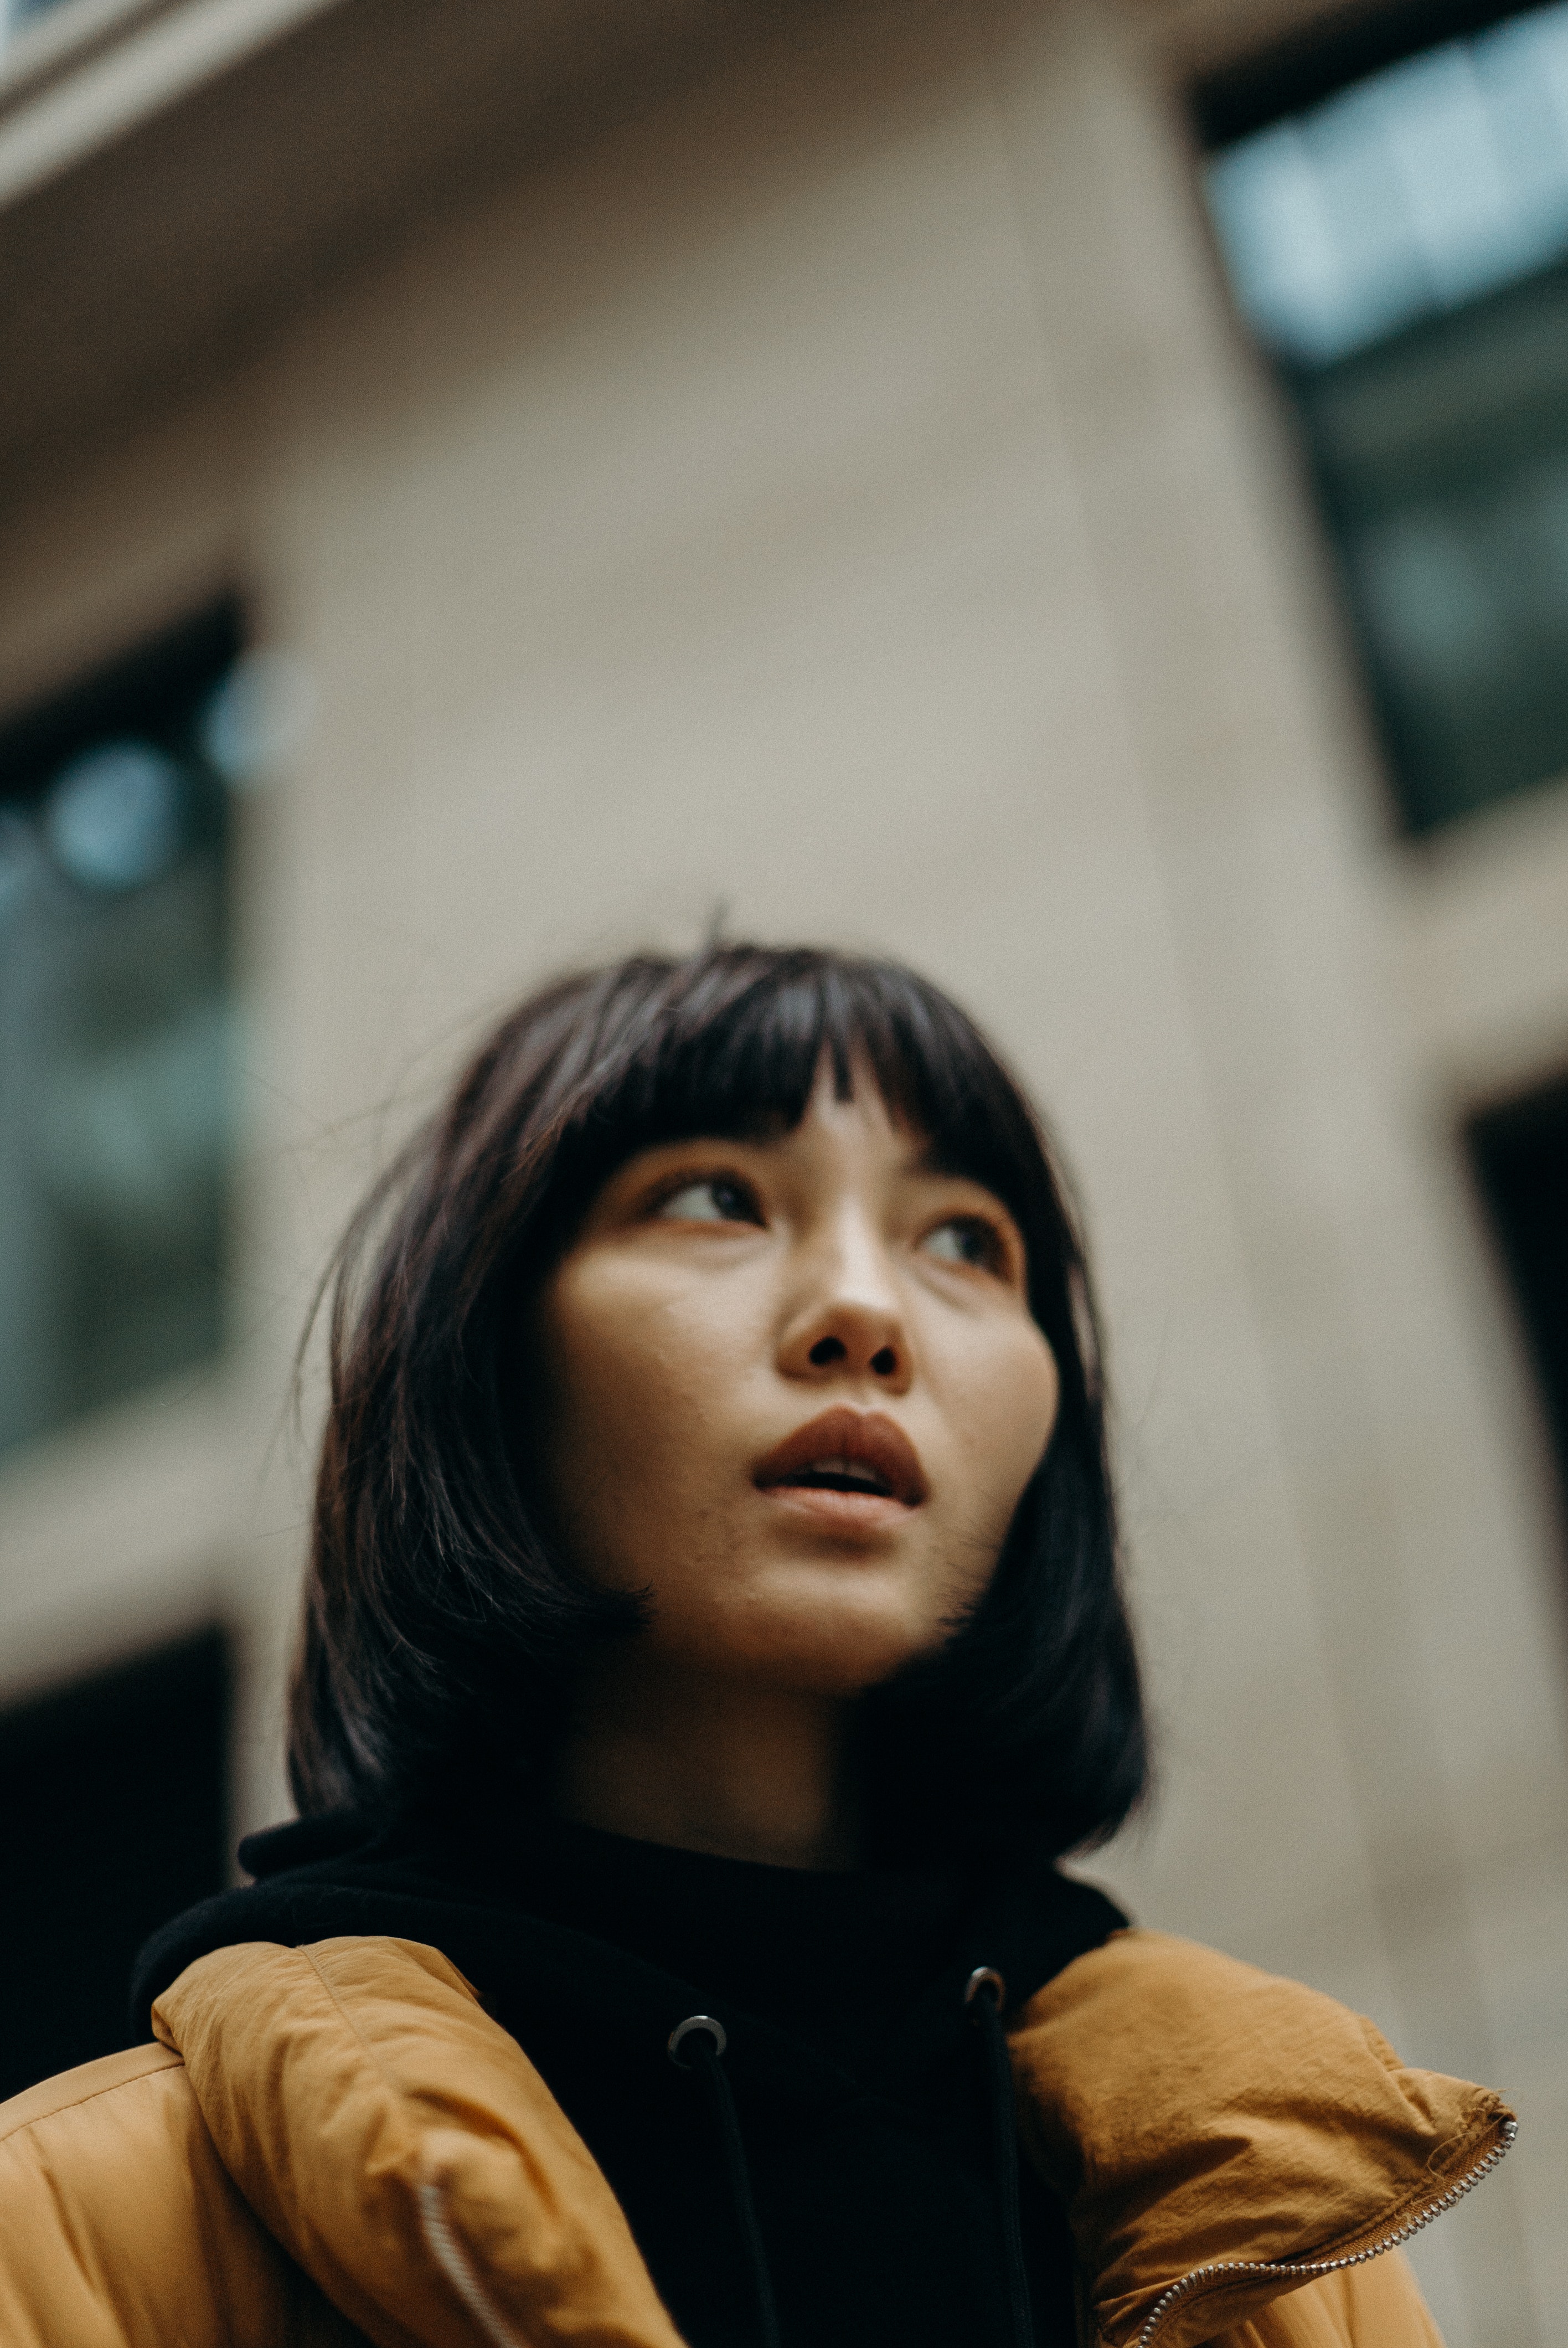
728, 1599, 951, 1694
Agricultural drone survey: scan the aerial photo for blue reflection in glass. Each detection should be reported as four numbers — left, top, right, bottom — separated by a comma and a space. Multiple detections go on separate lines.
1208, 3, 1568, 362
45, 744, 184, 892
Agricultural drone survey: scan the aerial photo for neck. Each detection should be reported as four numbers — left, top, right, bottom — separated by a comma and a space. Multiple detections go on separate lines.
553, 1648, 859, 1870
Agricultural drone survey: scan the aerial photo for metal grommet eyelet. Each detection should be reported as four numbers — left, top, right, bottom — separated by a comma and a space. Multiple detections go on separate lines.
963, 1965, 1007, 2012
667, 2013, 728, 2068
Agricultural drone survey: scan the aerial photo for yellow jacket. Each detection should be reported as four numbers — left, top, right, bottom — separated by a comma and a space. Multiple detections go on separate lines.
0, 1927, 1510, 2348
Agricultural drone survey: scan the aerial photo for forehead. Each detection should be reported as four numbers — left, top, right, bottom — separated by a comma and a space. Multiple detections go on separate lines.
626, 1077, 972, 1189
775, 1070, 936, 1165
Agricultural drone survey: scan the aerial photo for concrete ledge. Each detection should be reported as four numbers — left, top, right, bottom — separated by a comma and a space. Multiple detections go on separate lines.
0, 0, 793, 488
0, 0, 341, 205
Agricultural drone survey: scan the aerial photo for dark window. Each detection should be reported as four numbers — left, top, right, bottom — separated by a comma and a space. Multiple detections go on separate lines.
0, 605, 241, 1461
1200, 3, 1568, 834
0, 1629, 231, 2100
1469, 1075, 1568, 1512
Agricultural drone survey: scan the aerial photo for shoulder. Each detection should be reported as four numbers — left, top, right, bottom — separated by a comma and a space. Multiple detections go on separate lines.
1009, 1929, 1504, 2348
1016, 1920, 1371, 2021
0, 2037, 184, 2141
1008, 1925, 1472, 2131
0, 2041, 209, 2210
0, 2043, 349, 2348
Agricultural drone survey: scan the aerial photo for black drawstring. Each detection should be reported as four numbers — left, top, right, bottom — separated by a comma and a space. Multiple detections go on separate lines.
669, 2016, 782, 2348
966, 1967, 1036, 2348
670, 1976, 1034, 2348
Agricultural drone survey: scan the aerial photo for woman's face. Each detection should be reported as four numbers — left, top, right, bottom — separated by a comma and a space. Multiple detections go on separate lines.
529, 1068, 1060, 1695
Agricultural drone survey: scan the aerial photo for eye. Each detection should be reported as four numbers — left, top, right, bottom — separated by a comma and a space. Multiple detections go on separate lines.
655, 1175, 762, 1226
921, 1215, 1005, 1273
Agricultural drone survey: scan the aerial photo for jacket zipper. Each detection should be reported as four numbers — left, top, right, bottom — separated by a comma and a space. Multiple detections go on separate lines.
417, 2159, 528, 2348
1131, 2115, 1516, 2348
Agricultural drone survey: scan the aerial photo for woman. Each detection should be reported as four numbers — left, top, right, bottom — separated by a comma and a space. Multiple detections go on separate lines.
0, 946, 1511, 2348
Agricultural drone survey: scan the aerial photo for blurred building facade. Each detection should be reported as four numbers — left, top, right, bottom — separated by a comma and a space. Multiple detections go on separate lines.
1, 2, 1565, 2340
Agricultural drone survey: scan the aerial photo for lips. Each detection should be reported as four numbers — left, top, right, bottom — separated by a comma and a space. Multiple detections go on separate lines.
752, 1407, 927, 1508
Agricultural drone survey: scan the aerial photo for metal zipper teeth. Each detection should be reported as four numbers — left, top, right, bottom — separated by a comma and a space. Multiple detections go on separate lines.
1131, 2116, 1517, 2348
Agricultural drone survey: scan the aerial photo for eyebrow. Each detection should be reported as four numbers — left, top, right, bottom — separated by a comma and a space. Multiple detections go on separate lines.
902, 1132, 970, 1180
624, 1122, 992, 1194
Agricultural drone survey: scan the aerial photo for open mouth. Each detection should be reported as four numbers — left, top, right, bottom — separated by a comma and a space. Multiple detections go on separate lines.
785, 1457, 899, 1498
753, 1407, 927, 1509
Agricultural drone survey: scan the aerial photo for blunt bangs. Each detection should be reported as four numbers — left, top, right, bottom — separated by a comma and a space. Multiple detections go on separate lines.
288, 945, 1147, 1862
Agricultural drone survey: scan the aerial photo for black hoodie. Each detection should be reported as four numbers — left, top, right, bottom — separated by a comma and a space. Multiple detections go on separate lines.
133, 1809, 1125, 2348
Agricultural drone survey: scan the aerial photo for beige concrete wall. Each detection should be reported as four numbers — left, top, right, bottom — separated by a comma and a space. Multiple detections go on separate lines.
1, 4, 1564, 2340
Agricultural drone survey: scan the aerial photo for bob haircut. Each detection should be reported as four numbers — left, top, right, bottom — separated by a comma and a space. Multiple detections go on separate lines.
290, 944, 1147, 1862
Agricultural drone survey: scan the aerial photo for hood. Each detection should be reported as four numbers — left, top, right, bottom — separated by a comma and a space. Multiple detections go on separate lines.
131, 1806, 1126, 2107
1008, 1929, 1515, 2348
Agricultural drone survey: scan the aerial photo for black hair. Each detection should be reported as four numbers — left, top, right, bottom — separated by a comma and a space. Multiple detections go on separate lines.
290, 944, 1148, 1861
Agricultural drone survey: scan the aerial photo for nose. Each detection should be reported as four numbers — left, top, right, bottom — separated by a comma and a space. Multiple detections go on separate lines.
777, 1221, 912, 1394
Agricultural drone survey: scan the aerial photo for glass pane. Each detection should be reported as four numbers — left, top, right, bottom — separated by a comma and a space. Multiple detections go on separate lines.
0, 608, 240, 1460
1204, 4, 1568, 833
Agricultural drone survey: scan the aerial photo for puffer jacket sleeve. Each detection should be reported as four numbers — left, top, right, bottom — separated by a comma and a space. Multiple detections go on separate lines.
1007, 1929, 1507, 2348
0, 2041, 358, 2347
153, 1934, 690, 2348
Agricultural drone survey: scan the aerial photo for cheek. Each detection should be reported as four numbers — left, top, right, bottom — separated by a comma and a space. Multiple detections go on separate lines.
530, 1263, 759, 1572
952, 1324, 1061, 1529
538, 1281, 687, 1495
